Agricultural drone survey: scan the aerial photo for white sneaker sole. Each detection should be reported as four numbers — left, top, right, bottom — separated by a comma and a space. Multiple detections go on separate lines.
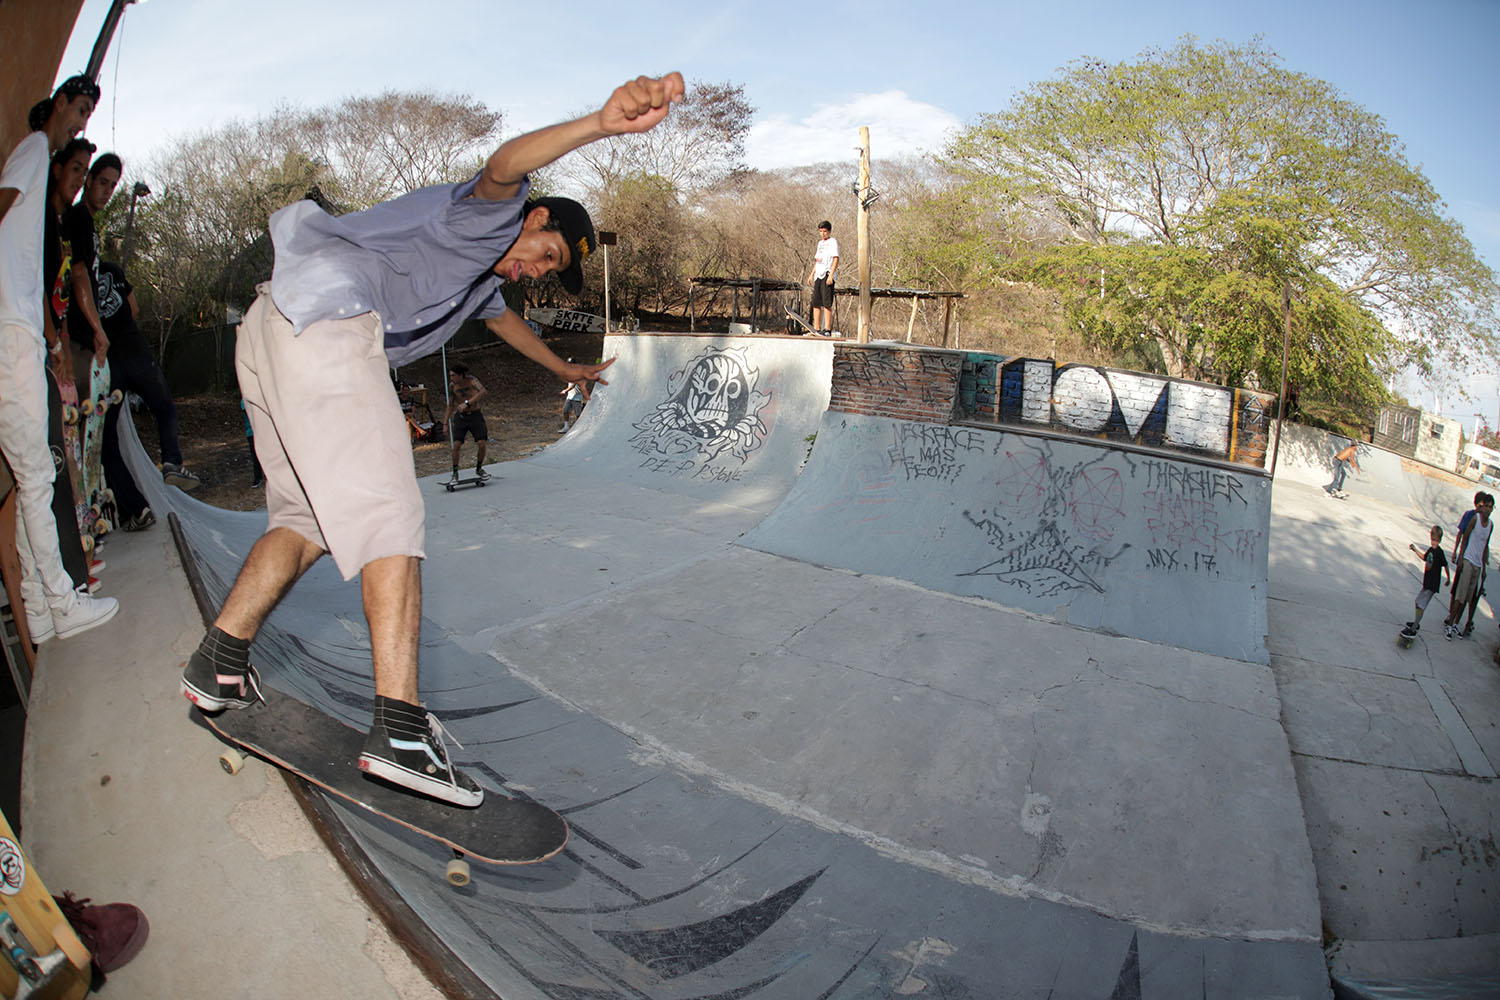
55, 599, 119, 640
356, 754, 483, 807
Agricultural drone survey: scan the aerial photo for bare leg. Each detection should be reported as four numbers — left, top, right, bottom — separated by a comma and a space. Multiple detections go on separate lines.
476, 440, 487, 466
450, 439, 462, 470
362, 553, 421, 703
214, 526, 325, 640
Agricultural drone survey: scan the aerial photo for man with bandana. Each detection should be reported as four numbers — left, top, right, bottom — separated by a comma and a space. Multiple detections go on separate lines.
182, 72, 685, 807
0, 76, 119, 643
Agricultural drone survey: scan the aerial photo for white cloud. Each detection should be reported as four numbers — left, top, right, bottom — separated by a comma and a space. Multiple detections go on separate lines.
746, 90, 961, 170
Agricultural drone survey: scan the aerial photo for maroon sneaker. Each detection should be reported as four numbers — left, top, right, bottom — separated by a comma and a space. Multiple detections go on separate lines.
53, 892, 149, 980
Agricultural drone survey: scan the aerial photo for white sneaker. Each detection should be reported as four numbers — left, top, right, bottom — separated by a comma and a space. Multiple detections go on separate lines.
26, 609, 55, 643
54, 592, 119, 640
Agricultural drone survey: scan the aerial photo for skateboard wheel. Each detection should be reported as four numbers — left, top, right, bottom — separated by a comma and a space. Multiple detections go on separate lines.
82, 535, 94, 554
445, 483, 455, 492
90, 503, 101, 516
95, 519, 112, 535
445, 858, 471, 887
219, 748, 246, 775
108, 389, 123, 404
81, 400, 95, 416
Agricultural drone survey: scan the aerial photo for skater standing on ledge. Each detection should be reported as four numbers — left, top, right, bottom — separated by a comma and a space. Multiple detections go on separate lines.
807, 220, 838, 335
182, 72, 685, 806
1324, 442, 1360, 497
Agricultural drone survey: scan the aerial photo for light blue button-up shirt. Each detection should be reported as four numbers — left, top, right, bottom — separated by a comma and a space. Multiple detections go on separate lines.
268, 173, 529, 367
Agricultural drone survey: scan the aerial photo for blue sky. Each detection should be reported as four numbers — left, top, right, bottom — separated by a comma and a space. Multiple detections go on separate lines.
58, 0, 1500, 425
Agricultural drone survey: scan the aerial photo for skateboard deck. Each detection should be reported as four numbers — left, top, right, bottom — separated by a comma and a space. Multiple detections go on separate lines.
0, 813, 91, 1000
80, 360, 119, 536
56, 376, 96, 548
197, 686, 567, 882
443, 476, 489, 493
784, 304, 817, 335
45, 370, 91, 589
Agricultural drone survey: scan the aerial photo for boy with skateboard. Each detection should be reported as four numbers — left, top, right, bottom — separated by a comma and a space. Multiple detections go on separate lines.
182, 72, 685, 807
1444, 492, 1492, 639
444, 361, 489, 484
1400, 526, 1450, 645
0, 77, 118, 643
807, 221, 839, 336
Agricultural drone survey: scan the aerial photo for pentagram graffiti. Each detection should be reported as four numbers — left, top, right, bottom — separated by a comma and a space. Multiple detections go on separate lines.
0, 836, 25, 895
629, 347, 771, 477
960, 440, 1131, 597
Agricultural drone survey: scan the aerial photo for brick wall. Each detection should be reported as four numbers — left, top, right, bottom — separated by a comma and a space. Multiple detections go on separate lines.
829, 343, 964, 424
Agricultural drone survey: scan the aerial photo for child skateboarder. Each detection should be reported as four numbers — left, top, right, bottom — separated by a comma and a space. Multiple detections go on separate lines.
1401, 526, 1450, 641
559, 359, 586, 432
181, 72, 684, 807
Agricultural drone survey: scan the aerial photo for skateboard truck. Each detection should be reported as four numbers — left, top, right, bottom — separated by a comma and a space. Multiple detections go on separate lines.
0, 912, 84, 998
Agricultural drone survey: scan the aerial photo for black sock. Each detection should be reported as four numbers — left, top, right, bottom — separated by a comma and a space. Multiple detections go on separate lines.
373, 695, 428, 739
197, 626, 250, 673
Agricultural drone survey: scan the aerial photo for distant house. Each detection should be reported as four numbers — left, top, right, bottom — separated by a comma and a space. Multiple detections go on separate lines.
1374, 404, 1462, 472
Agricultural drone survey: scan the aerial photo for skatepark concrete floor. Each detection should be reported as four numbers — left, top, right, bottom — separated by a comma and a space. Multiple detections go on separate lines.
14, 437, 1500, 997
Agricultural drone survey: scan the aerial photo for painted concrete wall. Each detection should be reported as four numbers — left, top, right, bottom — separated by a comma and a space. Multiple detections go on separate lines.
528, 332, 833, 513
743, 411, 1273, 663
963, 355, 1276, 469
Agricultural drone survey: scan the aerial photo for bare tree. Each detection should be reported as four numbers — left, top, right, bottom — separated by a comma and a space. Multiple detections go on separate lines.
567, 80, 753, 200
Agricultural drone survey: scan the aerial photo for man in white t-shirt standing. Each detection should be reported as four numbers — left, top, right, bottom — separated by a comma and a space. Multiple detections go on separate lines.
0, 75, 119, 642
807, 220, 839, 335
1444, 492, 1492, 639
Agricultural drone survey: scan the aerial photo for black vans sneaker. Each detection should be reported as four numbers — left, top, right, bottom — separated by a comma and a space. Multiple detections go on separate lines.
357, 699, 483, 807
180, 651, 262, 711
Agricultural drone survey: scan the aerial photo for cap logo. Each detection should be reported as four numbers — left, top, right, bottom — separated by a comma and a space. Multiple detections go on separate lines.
575, 237, 591, 263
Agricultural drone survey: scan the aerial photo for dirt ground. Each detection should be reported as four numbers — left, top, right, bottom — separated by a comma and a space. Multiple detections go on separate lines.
132, 331, 607, 512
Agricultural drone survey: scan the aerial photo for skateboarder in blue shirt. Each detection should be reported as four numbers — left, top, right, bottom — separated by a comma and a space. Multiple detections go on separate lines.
182, 72, 686, 807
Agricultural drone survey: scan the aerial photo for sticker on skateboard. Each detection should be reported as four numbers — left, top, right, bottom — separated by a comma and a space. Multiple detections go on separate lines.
195, 686, 567, 883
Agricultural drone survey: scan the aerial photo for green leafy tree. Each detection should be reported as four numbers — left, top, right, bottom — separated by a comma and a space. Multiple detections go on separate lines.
946, 36, 1499, 403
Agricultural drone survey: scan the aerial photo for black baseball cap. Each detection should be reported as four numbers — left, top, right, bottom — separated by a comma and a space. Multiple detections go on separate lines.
528, 197, 596, 295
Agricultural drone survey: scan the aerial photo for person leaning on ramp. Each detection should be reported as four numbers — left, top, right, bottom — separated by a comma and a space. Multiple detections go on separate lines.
182, 72, 686, 806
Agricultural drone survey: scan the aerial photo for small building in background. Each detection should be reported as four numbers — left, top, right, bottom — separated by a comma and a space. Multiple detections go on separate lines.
1374, 404, 1463, 472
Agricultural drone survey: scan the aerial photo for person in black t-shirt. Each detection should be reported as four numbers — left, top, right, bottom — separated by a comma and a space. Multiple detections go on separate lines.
65, 152, 199, 493
1401, 525, 1451, 638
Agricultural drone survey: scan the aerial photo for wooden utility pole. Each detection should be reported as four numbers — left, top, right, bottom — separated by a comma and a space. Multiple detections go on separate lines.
857, 127, 872, 342
1271, 282, 1292, 477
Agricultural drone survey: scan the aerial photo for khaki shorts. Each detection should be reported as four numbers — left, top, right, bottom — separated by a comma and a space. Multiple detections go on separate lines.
1453, 560, 1484, 605
236, 286, 424, 580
